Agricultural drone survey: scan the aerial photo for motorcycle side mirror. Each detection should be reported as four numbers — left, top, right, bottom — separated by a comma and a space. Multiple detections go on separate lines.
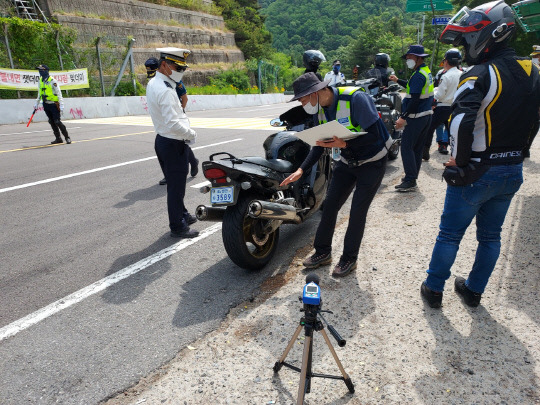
270, 118, 284, 127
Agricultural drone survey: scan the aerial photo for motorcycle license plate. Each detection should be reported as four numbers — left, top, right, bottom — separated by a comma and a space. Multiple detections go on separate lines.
210, 186, 234, 204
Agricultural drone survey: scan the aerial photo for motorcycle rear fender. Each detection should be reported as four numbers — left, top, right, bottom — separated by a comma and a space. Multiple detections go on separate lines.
202, 159, 286, 194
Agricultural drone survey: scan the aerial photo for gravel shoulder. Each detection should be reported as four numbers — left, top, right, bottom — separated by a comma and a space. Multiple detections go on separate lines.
104, 142, 539, 405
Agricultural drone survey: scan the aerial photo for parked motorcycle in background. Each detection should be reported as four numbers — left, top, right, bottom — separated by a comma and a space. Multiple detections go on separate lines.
354, 70, 404, 160
195, 110, 333, 270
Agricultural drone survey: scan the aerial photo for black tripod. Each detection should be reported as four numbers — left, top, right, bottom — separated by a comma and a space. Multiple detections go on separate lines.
273, 305, 355, 404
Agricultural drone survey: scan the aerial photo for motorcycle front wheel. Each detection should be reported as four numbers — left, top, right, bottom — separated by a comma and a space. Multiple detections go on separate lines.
222, 194, 279, 270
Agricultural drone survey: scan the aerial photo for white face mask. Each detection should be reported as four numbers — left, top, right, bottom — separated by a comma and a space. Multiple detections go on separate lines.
406, 58, 417, 69
533, 58, 540, 65
165, 63, 185, 82
168, 70, 184, 82
302, 93, 319, 114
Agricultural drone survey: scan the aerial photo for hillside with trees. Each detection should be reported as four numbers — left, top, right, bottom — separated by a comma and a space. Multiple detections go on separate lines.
259, 0, 540, 76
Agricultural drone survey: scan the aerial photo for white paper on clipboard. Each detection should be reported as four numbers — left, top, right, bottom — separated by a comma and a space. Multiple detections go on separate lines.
294, 120, 367, 146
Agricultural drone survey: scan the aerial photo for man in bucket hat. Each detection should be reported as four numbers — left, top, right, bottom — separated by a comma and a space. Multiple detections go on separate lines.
280, 72, 392, 277
389, 44, 434, 191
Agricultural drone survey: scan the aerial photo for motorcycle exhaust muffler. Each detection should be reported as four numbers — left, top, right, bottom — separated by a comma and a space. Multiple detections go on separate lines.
248, 200, 301, 224
195, 205, 226, 222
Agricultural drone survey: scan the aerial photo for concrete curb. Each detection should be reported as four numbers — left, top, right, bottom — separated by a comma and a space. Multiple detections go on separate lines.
0, 93, 287, 125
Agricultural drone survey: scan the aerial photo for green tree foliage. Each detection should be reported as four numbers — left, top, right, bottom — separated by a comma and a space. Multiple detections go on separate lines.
342, 16, 406, 74
210, 67, 252, 90
0, 17, 76, 70
213, 0, 273, 60
260, 0, 411, 64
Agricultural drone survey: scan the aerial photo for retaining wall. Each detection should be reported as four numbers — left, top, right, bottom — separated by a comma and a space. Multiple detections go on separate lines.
42, 0, 219, 28
37, 0, 244, 67
0, 94, 287, 125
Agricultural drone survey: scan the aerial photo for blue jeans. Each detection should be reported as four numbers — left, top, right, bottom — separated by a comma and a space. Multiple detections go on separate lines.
435, 124, 448, 144
424, 164, 523, 293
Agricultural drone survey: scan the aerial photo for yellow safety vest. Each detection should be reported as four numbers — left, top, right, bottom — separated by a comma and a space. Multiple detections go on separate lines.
317, 87, 364, 133
39, 77, 59, 102
405, 66, 434, 99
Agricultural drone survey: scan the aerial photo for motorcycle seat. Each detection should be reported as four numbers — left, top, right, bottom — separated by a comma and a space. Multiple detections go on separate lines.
241, 157, 294, 173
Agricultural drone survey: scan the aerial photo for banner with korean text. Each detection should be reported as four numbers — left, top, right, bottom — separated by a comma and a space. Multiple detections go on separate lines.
0, 68, 89, 90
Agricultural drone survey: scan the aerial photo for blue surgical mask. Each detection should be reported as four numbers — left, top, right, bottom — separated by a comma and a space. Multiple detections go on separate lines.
39, 70, 49, 79
333, 65, 341, 73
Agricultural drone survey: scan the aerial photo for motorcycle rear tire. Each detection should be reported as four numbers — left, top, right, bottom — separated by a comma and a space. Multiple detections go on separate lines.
222, 193, 280, 270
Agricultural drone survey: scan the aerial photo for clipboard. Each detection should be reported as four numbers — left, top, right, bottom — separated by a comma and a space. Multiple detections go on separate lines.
295, 120, 367, 146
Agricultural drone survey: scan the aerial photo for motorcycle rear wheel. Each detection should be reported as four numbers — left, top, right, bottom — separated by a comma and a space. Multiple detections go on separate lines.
222, 194, 280, 270
388, 131, 402, 160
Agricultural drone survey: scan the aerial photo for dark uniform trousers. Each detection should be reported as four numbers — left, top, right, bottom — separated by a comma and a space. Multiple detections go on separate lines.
401, 115, 432, 182
314, 156, 387, 262
424, 105, 452, 147
154, 134, 190, 232
43, 102, 69, 139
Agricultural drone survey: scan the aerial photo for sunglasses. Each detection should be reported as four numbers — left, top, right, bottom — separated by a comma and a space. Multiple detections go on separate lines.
166, 61, 187, 72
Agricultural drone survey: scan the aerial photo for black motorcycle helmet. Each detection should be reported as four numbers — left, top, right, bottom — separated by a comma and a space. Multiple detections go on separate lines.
443, 48, 462, 66
375, 53, 390, 68
302, 50, 326, 72
439, 0, 516, 65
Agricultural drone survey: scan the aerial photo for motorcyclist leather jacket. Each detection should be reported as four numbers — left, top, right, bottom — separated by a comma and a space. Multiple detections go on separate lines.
300, 87, 390, 171
450, 48, 540, 166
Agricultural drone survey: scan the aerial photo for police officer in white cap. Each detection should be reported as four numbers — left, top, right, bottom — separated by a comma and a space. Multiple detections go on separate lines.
146, 48, 198, 238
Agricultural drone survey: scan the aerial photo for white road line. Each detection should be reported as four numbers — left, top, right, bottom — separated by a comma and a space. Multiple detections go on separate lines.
0, 138, 242, 194
0, 223, 223, 342
0, 127, 81, 136
190, 180, 211, 189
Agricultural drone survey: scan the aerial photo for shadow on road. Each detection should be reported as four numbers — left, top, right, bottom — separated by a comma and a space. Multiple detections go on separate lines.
100, 234, 173, 304
113, 184, 166, 208
417, 304, 538, 403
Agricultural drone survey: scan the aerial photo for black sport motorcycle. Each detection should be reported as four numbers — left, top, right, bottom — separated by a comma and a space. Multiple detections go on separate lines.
372, 82, 403, 160
354, 72, 404, 160
195, 107, 333, 270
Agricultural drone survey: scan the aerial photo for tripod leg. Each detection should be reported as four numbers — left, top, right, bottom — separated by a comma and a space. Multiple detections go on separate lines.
320, 329, 355, 393
297, 334, 312, 405
274, 324, 303, 373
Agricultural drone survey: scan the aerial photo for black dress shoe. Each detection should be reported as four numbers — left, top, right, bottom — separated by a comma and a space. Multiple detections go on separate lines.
185, 214, 197, 225
170, 228, 199, 238
159, 178, 167, 185
51, 139, 63, 144
191, 159, 199, 177
395, 180, 418, 192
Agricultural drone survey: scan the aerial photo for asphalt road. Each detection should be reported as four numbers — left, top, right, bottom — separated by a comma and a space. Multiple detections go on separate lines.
0, 103, 324, 404
0, 103, 402, 404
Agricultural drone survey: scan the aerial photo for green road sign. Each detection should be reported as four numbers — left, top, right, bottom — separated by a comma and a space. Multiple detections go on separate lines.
406, 0, 453, 12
